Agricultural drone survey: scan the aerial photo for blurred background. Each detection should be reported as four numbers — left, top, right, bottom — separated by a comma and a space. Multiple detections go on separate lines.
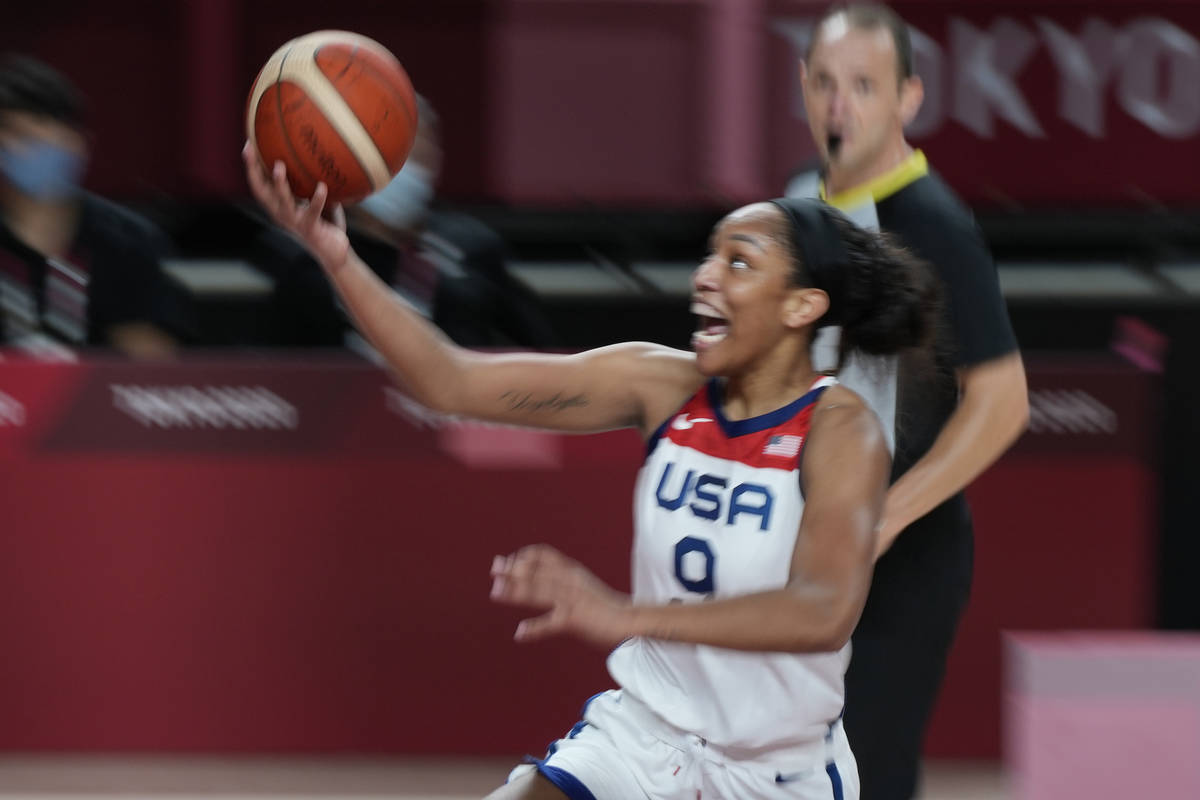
1, 0, 1198, 797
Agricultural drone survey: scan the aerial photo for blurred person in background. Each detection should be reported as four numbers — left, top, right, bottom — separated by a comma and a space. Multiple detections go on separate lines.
254, 95, 557, 352
0, 53, 185, 358
786, 4, 1029, 798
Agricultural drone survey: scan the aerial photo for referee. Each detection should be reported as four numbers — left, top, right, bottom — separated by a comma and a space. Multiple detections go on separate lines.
786, 5, 1029, 798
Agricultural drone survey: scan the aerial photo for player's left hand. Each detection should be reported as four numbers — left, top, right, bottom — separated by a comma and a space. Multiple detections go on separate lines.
490, 544, 631, 648
242, 142, 352, 277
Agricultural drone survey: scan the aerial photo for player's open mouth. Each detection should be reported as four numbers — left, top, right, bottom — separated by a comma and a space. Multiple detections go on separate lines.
691, 302, 729, 348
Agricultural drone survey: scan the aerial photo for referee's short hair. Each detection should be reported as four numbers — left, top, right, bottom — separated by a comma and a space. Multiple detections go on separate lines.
807, 3, 914, 82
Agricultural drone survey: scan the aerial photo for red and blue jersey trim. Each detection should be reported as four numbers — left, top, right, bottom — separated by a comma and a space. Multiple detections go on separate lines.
646, 377, 834, 470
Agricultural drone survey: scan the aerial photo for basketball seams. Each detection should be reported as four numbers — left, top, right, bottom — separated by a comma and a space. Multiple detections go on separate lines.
295, 30, 413, 173
245, 42, 290, 148
269, 59, 321, 193
276, 36, 391, 190
248, 42, 321, 197
338, 46, 418, 138
336, 48, 418, 169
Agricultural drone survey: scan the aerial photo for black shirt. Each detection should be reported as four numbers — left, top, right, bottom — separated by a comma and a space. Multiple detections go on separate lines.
789, 151, 1018, 556
0, 192, 185, 347
873, 167, 1018, 480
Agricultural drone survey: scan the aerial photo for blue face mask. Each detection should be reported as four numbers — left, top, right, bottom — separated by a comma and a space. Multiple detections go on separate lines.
358, 160, 435, 230
0, 140, 86, 200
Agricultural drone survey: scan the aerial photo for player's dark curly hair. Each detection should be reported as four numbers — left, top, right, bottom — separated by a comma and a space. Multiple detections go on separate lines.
773, 203, 939, 370
0, 53, 86, 129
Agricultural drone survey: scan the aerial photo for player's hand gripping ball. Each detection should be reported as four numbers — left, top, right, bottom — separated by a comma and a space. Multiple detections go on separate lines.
246, 30, 418, 204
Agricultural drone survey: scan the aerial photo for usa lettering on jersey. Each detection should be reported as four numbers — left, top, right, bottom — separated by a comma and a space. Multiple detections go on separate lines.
654, 461, 774, 530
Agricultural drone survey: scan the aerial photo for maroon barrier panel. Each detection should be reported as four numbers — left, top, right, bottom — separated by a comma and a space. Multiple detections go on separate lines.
929, 354, 1160, 757
3, 1, 1197, 208
0, 353, 1156, 758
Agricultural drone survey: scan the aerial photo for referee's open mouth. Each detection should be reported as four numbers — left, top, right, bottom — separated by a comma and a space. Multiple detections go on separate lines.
826, 132, 843, 160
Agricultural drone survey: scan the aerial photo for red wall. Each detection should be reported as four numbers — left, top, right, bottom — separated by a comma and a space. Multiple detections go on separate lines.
0, 353, 1158, 757
4, 1, 1197, 208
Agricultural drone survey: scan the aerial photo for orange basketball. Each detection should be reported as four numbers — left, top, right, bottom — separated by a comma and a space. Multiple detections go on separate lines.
247, 30, 418, 205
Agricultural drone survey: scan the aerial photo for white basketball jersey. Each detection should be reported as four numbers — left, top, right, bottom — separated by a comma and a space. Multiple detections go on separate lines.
607, 377, 848, 752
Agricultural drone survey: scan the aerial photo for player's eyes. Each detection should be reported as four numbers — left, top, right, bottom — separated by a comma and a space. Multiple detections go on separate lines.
730, 257, 749, 270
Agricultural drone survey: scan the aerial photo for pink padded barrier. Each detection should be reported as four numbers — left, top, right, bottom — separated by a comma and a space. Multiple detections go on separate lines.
1006, 633, 1200, 799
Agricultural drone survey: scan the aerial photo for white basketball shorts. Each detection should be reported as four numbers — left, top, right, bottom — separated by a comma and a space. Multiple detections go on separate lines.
507, 689, 858, 800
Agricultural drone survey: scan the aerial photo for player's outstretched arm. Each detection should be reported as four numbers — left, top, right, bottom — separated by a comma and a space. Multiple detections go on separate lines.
491, 385, 888, 652
243, 144, 702, 434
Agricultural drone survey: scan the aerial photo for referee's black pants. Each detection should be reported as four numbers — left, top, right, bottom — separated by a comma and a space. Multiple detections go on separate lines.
843, 497, 974, 800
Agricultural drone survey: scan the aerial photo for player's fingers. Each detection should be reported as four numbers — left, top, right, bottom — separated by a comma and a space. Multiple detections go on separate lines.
506, 549, 539, 584
514, 609, 563, 642
489, 558, 511, 600
299, 183, 328, 231
327, 201, 347, 231
490, 554, 533, 604
492, 549, 568, 608
521, 543, 560, 564
489, 555, 513, 601
515, 552, 563, 602
271, 161, 297, 217
492, 576, 553, 609
241, 142, 262, 183
491, 552, 522, 583
517, 545, 570, 584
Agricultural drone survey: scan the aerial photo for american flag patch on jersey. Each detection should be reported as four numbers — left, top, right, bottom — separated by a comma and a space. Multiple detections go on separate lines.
763, 434, 802, 457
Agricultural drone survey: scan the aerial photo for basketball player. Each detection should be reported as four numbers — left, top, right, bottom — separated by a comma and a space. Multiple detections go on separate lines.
244, 145, 939, 798
785, 5, 1029, 798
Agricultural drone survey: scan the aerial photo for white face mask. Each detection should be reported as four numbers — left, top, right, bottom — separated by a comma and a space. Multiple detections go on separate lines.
358, 160, 435, 230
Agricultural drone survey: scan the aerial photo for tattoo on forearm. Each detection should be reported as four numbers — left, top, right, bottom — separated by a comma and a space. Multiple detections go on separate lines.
500, 390, 590, 414
651, 599, 686, 641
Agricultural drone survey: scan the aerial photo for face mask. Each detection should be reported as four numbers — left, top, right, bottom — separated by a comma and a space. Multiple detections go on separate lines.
358, 160, 435, 230
0, 139, 85, 201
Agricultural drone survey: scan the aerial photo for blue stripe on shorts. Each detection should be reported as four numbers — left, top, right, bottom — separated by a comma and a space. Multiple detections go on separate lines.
534, 760, 598, 800
579, 690, 605, 717
826, 761, 844, 800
